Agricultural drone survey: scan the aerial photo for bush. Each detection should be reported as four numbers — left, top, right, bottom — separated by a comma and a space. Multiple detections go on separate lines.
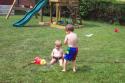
79, 0, 125, 25
79, 0, 97, 18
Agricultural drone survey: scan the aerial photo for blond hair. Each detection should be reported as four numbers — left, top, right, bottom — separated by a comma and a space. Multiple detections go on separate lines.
55, 40, 62, 47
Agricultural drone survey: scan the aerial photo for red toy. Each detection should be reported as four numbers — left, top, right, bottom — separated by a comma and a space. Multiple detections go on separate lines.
114, 28, 119, 32
33, 56, 46, 65
34, 56, 41, 64
22, 56, 46, 68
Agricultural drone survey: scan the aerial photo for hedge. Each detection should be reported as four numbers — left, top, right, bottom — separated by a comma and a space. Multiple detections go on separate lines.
79, 0, 125, 25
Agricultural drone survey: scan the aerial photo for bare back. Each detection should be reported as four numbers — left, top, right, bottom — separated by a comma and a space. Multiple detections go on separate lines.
64, 32, 78, 47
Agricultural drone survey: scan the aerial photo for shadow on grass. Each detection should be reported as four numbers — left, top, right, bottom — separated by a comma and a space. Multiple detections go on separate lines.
23, 25, 49, 28
21, 23, 100, 28
84, 23, 100, 28
77, 65, 93, 73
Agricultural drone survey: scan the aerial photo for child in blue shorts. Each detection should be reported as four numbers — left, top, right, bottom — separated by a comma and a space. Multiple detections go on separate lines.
62, 24, 78, 72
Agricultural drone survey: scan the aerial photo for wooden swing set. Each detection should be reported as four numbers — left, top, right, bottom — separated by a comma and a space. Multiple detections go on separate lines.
49, 0, 82, 28
6, 0, 82, 29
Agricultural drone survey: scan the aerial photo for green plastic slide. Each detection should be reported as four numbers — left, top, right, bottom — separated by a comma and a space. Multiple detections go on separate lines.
13, 0, 48, 27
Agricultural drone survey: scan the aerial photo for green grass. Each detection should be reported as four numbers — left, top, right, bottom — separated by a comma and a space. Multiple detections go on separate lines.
0, 15, 125, 83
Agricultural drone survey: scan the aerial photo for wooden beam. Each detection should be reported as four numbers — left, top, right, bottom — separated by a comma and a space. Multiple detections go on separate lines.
40, 9, 43, 22
6, 0, 16, 19
50, 2, 52, 23
56, 3, 59, 23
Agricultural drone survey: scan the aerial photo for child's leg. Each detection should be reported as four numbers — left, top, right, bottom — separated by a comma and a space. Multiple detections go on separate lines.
72, 60, 76, 72
59, 59, 63, 67
62, 59, 67, 71
50, 58, 56, 65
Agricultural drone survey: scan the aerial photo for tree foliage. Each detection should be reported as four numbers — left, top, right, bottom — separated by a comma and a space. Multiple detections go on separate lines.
79, 0, 125, 24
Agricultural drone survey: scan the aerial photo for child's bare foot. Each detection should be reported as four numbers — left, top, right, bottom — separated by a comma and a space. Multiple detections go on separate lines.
62, 69, 66, 72
73, 69, 76, 72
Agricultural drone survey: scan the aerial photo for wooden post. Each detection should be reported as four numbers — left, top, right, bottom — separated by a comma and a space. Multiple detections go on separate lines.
40, 9, 43, 22
58, 3, 61, 21
50, 2, 52, 23
6, 0, 16, 19
56, 3, 59, 23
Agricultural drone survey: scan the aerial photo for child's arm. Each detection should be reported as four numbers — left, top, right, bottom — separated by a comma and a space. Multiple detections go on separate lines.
61, 49, 64, 57
60, 49, 64, 62
64, 35, 68, 45
51, 49, 54, 57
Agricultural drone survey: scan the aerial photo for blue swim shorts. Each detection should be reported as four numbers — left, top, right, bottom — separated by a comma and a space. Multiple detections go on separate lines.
64, 47, 78, 61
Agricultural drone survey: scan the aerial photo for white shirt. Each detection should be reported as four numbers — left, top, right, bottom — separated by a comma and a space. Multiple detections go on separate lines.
51, 48, 63, 57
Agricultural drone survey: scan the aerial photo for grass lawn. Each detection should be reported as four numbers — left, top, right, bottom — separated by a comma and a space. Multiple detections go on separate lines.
0, 15, 125, 83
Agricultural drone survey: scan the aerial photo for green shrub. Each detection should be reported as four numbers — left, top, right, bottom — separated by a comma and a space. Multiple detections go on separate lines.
79, 0, 125, 24
79, 0, 97, 18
